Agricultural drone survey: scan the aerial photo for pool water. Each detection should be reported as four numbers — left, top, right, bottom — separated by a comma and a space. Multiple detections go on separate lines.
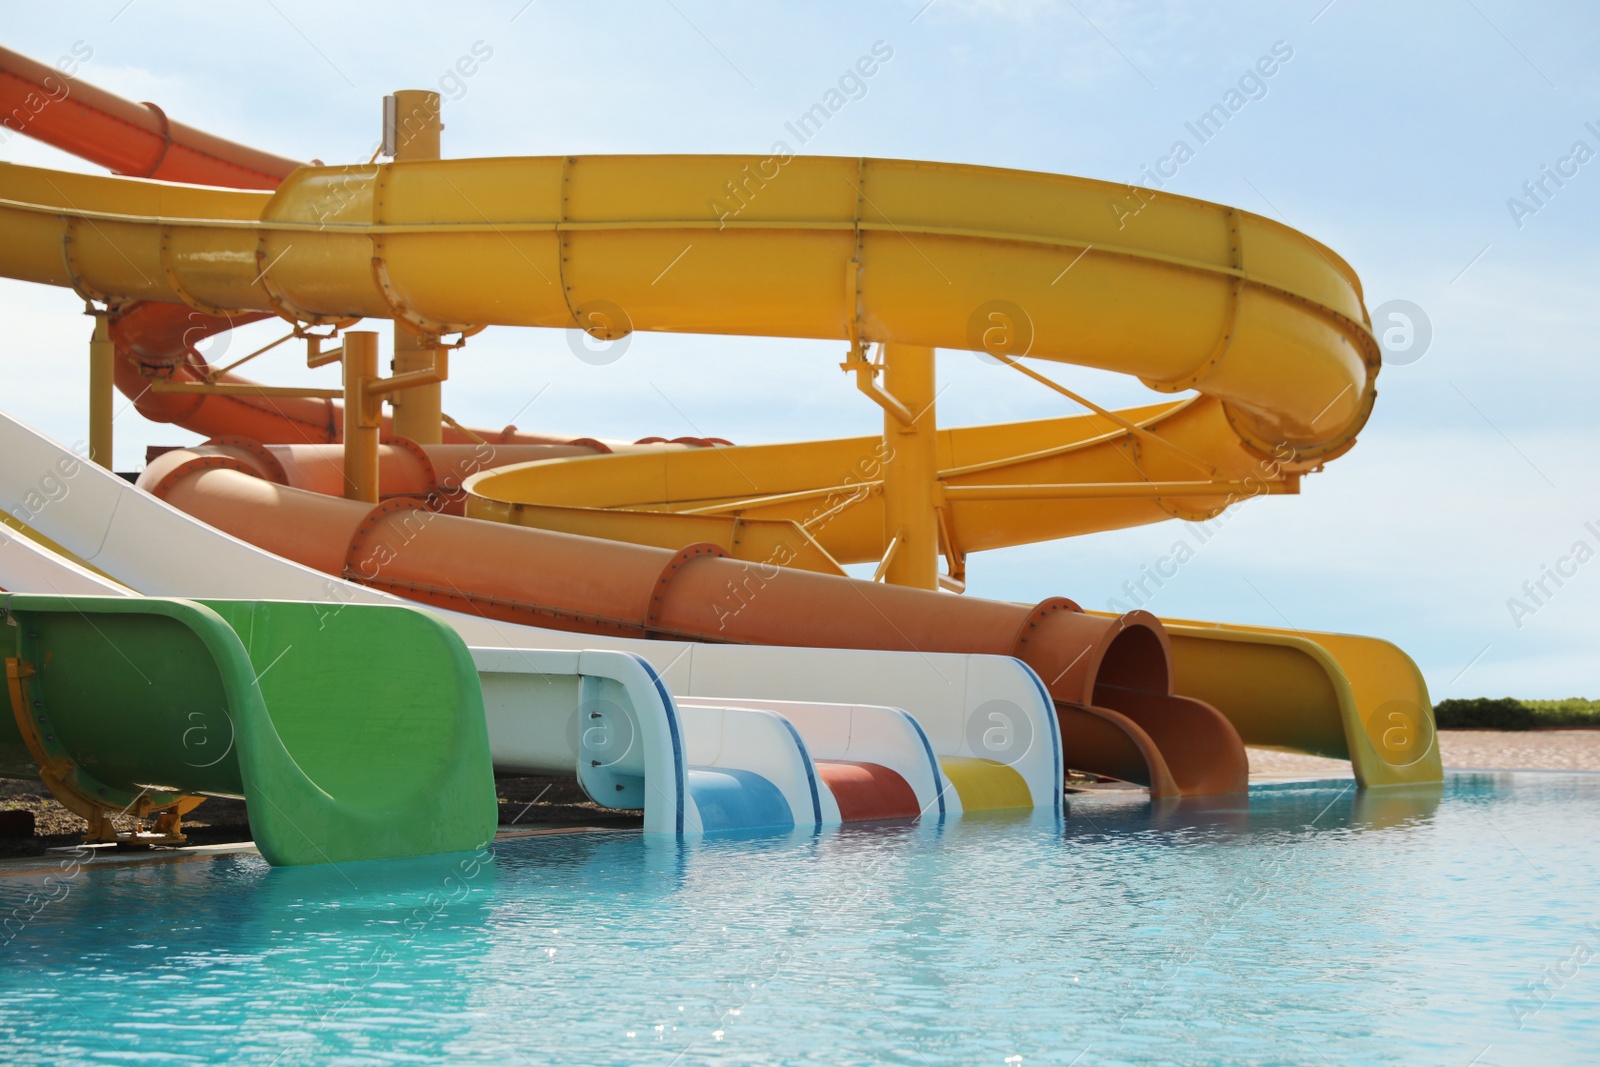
1, 773, 1596, 1065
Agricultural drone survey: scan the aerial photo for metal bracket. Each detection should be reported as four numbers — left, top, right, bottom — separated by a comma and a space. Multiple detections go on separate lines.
842, 341, 915, 427
993, 353, 1217, 478
5, 657, 199, 848
302, 323, 348, 368
935, 505, 966, 594
872, 530, 902, 583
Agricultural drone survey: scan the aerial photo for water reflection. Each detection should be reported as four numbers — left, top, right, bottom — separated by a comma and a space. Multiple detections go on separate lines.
1065, 780, 1444, 843
0, 848, 500, 1063
0, 774, 1594, 1066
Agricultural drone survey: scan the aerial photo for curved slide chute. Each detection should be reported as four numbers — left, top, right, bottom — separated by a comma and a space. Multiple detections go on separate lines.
0, 517, 127, 598
1, 594, 496, 864
464, 396, 1295, 568
109, 434, 1433, 794
0, 46, 345, 444
0, 153, 1376, 465
163, 435, 716, 518
0, 44, 296, 188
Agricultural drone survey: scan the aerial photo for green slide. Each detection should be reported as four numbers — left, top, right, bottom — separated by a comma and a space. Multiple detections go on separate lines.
1, 595, 497, 866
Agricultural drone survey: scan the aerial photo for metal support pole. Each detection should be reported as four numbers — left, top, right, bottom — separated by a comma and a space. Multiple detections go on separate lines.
387, 89, 444, 444
342, 331, 382, 504
87, 308, 113, 469
387, 88, 441, 159
391, 331, 443, 444
879, 343, 940, 590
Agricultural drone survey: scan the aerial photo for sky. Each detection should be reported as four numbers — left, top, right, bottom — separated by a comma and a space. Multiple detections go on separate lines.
2, 1, 1597, 700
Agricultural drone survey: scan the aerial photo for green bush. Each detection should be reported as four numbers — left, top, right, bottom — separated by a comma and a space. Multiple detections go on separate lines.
1520, 698, 1600, 727
1434, 697, 1538, 730
1434, 697, 1600, 730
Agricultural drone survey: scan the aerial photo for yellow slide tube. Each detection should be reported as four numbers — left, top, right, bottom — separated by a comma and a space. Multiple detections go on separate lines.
1094, 613, 1443, 788
464, 395, 1302, 569
0, 153, 1376, 466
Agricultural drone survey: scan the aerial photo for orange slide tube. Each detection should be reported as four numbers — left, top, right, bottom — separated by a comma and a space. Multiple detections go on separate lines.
109, 301, 611, 448
0, 44, 297, 188
141, 449, 1249, 796
177, 436, 708, 515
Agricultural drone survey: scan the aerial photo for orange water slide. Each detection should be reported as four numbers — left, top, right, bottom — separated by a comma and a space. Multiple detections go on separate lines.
140, 445, 1249, 797
166, 436, 708, 515
0, 43, 296, 187
107, 301, 609, 448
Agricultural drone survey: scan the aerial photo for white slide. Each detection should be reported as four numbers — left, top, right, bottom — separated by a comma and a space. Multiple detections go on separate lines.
1, 411, 1064, 831
678, 698, 947, 821
0, 521, 129, 596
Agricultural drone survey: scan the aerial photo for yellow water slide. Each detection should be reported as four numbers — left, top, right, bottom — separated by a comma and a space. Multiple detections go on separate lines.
0, 153, 1438, 785
0, 154, 1374, 453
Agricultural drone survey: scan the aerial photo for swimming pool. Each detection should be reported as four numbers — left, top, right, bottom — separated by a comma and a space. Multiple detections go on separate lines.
1, 773, 1595, 1065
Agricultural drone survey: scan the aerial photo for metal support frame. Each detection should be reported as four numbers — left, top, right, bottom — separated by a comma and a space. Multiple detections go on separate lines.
86, 305, 113, 469
877, 343, 940, 590
386, 88, 446, 445
392, 330, 445, 444
440, 411, 487, 445
872, 531, 902, 583
993, 354, 1218, 476
828, 342, 1298, 590
149, 323, 349, 398
205, 328, 296, 378
935, 506, 966, 593
340, 331, 451, 503
342, 332, 384, 503
6, 657, 199, 846
842, 341, 915, 427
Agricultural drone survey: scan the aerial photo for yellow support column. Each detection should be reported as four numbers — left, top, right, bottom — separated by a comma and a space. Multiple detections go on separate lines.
388, 88, 441, 159
343, 331, 382, 504
391, 332, 443, 444
387, 89, 444, 445
87, 308, 113, 469
879, 343, 940, 590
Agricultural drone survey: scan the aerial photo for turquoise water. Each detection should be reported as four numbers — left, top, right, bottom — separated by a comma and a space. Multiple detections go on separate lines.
0, 773, 1596, 1065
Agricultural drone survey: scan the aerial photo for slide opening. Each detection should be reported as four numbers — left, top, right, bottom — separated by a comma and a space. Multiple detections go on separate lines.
1091, 622, 1170, 698
687, 767, 794, 833
815, 760, 920, 823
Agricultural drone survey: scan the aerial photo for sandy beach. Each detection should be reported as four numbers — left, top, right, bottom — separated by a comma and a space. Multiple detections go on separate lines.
1248, 729, 1600, 777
